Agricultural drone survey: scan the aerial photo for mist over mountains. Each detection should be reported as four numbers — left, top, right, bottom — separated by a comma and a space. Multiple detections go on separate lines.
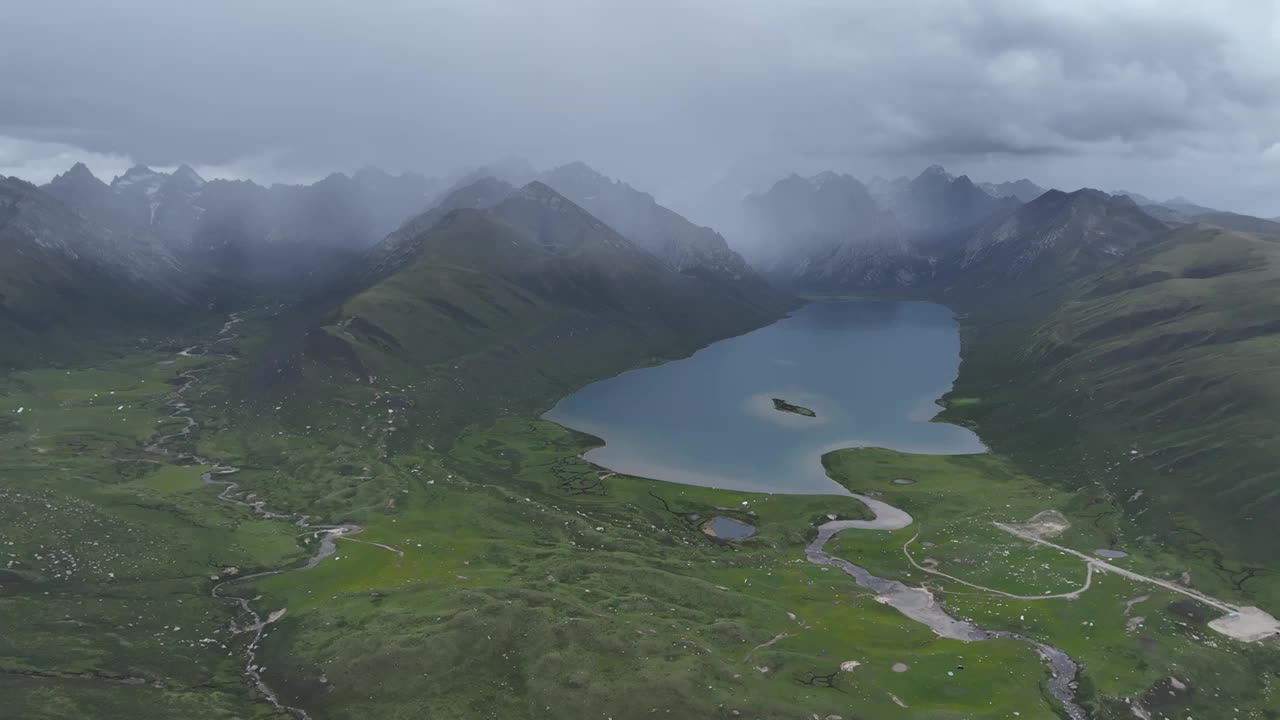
9, 147, 1280, 720
42, 162, 440, 294
5, 154, 1260, 331
6, 3, 1280, 717
1, 157, 807, 366
7, 151, 1278, 375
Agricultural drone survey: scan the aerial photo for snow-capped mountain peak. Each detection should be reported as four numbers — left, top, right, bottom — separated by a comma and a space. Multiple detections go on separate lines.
111, 165, 166, 196
169, 164, 206, 189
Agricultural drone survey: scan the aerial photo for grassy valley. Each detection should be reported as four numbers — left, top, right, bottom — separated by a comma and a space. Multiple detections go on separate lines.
8, 3, 1280, 718
5, 161, 1280, 720
175, 325, 1085, 719
0, 348, 304, 718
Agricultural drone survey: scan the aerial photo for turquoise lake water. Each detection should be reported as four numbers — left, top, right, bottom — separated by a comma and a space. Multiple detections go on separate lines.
544, 301, 986, 495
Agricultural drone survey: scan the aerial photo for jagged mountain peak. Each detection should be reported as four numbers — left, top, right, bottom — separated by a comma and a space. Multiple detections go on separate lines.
501, 181, 618, 242
1112, 189, 1157, 205
49, 162, 107, 189
807, 171, 868, 194
979, 178, 1046, 203
64, 162, 98, 180
1037, 187, 1122, 208
956, 184, 1168, 283
539, 164, 792, 313
314, 171, 356, 188
917, 164, 955, 182
547, 160, 611, 184
163, 164, 206, 194
1097, 188, 1137, 207
361, 176, 516, 280
541, 162, 634, 201
112, 164, 163, 187
171, 163, 205, 184
43, 162, 117, 216
752, 171, 871, 203
908, 166, 958, 192
514, 179, 568, 204
444, 176, 514, 208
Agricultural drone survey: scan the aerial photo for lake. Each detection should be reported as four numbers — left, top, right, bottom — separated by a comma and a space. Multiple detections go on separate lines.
544, 300, 986, 495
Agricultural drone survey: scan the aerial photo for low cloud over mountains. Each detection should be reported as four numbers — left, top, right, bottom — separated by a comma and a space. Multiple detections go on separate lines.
1, 1, 1277, 215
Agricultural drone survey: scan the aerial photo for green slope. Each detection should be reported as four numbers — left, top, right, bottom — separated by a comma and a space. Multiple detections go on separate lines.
294, 182, 790, 442
939, 224, 1280, 602
1189, 210, 1280, 241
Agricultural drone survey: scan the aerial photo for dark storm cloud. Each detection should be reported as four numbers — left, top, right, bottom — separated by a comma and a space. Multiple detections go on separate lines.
1, 0, 1278, 213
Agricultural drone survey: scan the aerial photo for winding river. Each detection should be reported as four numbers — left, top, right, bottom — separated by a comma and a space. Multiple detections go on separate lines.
155, 305, 1085, 718
548, 300, 1088, 719
148, 315, 401, 720
807, 517, 1086, 719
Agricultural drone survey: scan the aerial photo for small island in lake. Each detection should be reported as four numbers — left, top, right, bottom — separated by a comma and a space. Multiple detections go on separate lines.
772, 397, 816, 418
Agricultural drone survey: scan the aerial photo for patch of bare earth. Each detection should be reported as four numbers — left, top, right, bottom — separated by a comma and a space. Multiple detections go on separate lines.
1005, 509, 1071, 539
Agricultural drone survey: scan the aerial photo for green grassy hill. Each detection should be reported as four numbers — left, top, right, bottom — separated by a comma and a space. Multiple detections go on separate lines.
1189, 211, 1280, 241
279, 181, 792, 443
939, 223, 1280, 602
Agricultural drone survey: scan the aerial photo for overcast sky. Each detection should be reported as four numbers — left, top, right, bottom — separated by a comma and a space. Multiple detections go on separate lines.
2, 0, 1278, 215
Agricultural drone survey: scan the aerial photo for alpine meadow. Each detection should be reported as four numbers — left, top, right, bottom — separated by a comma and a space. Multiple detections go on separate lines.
3, 3, 1280, 720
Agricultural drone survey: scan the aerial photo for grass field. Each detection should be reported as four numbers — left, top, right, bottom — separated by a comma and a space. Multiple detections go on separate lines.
6, 260, 1280, 719
227, 418, 1067, 720
820, 448, 1280, 719
0, 351, 304, 719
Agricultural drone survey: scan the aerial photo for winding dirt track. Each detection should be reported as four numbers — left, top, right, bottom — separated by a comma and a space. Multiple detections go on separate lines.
903, 533, 1095, 600
994, 522, 1238, 613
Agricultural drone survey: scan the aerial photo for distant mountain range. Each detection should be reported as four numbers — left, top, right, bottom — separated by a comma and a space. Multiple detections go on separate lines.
42, 162, 441, 300
8, 154, 1276, 374
940, 188, 1168, 299
734, 163, 1280, 296
2, 159, 792, 368
11, 138, 1280, 720
730, 162, 1280, 580
0, 176, 189, 365
744, 165, 1023, 288
538, 162, 792, 315
977, 178, 1046, 203
1110, 190, 1222, 222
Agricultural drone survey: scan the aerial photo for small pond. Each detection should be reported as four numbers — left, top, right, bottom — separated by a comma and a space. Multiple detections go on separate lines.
701, 516, 757, 540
